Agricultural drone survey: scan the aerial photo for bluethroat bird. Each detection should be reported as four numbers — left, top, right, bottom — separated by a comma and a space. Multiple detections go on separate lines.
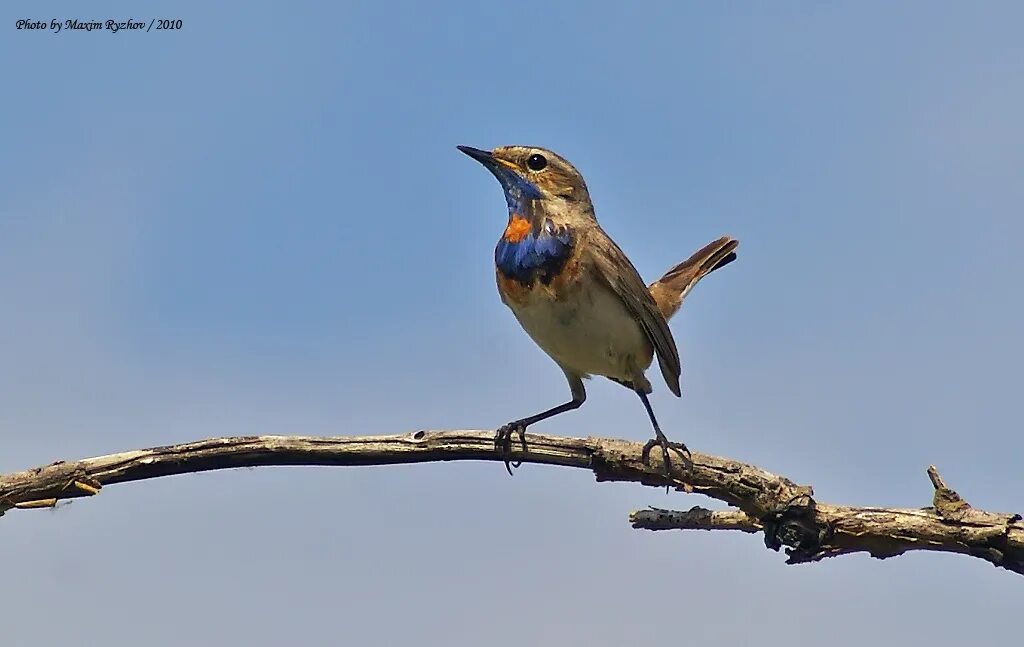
458, 145, 738, 478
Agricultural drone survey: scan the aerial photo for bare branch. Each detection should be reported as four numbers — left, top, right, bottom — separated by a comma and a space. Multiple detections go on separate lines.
630, 506, 761, 533
0, 431, 1020, 575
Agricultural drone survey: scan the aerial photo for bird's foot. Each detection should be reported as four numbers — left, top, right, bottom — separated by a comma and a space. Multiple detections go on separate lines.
641, 431, 691, 482
494, 421, 528, 476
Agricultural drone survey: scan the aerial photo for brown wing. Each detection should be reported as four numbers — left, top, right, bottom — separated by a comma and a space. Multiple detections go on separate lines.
587, 227, 682, 396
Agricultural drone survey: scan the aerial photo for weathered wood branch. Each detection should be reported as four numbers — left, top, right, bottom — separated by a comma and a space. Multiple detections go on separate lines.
630, 506, 762, 533
1, 431, 1020, 575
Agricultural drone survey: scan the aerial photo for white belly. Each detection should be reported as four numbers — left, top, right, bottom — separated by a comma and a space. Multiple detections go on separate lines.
506, 280, 653, 382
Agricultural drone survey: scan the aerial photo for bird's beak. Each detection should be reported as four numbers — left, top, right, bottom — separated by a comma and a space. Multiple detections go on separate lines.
457, 145, 518, 171
457, 145, 493, 164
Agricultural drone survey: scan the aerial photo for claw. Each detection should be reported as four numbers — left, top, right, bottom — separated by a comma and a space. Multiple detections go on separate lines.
494, 422, 528, 475
641, 432, 690, 484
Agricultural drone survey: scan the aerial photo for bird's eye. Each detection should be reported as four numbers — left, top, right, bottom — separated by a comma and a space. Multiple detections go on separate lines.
526, 153, 548, 172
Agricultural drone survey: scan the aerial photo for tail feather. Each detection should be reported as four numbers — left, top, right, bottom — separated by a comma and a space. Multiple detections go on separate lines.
648, 236, 738, 320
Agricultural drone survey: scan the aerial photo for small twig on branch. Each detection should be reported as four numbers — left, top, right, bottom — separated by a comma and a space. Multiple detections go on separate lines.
0, 431, 1020, 575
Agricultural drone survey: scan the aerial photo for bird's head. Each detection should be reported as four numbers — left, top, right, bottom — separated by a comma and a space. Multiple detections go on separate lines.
457, 145, 592, 215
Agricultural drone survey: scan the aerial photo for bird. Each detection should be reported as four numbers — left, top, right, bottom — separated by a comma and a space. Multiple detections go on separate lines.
457, 145, 737, 478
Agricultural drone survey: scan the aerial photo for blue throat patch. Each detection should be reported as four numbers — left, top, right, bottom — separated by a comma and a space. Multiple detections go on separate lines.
491, 165, 543, 213
495, 218, 575, 286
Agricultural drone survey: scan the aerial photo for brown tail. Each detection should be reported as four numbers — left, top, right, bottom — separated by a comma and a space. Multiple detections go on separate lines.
648, 236, 739, 320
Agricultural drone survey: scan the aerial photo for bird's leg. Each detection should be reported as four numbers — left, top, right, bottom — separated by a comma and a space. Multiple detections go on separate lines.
496, 374, 586, 476
496, 399, 583, 475
637, 390, 690, 482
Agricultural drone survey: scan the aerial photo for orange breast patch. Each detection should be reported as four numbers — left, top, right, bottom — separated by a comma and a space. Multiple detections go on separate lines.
503, 216, 531, 243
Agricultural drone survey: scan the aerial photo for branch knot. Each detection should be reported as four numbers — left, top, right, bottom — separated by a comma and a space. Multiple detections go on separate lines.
760, 495, 832, 563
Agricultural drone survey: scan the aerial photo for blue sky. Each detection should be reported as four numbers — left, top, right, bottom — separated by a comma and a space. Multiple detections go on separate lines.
2, 2, 1022, 644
